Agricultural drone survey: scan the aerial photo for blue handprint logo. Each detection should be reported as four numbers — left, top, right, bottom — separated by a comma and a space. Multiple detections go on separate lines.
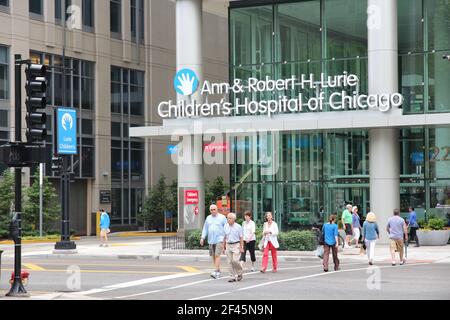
174, 68, 199, 96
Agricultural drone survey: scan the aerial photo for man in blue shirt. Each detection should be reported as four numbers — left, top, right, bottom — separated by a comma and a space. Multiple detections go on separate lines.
407, 207, 419, 247
200, 204, 227, 279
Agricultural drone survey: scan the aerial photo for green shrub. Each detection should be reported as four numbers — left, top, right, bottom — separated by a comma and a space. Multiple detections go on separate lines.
278, 230, 317, 251
417, 218, 427, 228
185, 230, 207, 250
426, 218, 446, 230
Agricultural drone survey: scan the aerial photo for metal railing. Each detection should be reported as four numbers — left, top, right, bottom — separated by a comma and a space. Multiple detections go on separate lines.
162, 236, 186, 250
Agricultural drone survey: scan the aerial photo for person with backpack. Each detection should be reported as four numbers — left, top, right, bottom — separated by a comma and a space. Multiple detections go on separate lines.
362, 212, 379, 265
322, 215, 340, 272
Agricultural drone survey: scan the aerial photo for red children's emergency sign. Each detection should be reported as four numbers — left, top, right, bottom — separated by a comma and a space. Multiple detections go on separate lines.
185, 190, 199, 205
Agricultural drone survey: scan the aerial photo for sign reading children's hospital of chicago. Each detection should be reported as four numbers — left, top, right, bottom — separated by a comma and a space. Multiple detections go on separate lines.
159, 69, 404, 119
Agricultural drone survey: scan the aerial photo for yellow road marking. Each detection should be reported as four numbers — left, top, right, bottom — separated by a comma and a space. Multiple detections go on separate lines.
109, 244, 132, 247
23, 263, 46, 271
177, 266, 200, 273
2, 268, 181, 275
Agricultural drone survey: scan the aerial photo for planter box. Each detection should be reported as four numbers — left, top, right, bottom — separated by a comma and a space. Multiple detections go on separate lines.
416, 230, 450, 246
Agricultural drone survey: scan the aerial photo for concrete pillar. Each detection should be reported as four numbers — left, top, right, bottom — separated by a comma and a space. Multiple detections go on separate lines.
176, 0, 204, 234
368, 0, 400, 243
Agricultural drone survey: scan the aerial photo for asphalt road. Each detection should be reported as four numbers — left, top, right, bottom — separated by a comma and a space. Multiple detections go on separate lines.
0, 256, 449, 300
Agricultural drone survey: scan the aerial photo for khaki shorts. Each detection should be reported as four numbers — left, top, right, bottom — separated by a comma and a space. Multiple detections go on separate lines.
208, 243, 224, 257
390, 239, 404, 253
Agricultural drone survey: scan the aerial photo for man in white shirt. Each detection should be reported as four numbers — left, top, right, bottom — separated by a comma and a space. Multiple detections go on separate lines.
223, 212, 244, 282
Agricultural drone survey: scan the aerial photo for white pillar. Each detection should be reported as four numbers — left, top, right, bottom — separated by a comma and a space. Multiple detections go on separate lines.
368, 0, 400, 243
176, 0, 204, 234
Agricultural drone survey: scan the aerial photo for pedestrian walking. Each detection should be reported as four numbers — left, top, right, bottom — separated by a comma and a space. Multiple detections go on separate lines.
239, 211, 256, 271
342, 204, 353, 248
200, 204, 227, 279
362, 212, 379, 265
260, 212, 279, 273
322, 214, 340, 272
223, 213, 244, 282
352, 206, 361, 248
386, 209, 408, 266
99, 209, 110, 247
407, 207, 420, 247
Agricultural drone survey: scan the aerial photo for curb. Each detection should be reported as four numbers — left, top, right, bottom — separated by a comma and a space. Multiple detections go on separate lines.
0, 237, 81, 245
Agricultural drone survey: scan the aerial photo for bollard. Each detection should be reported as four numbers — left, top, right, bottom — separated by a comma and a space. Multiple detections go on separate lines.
0, 250, 3, 289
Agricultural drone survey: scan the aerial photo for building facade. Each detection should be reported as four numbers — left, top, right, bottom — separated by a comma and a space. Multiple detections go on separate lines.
132, 0, 450, 242
0, 0, 229, 234
228, 0, 450, 232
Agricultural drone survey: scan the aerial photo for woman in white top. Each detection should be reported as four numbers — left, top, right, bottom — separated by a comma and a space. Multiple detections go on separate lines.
239, 211, 256, 271
261, 212, 279, 273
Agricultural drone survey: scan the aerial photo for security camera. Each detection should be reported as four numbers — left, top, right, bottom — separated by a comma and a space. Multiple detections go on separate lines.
443, 54, 450, 61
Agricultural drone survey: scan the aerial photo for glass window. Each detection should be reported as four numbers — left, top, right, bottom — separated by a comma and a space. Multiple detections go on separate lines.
0, 0, 8, 7
55, 0, 61, 20
111, 122, 121, 137
82, 119, 93, 135
0, 46, 8, 100
326, 0, 367, 59
230, 6, 273, 66
400, 128, 425, 176
131, 0, 144, 41
83, 0, 94, 28
110, 0, 121, 34
276, 1, 321, 62
426, 0, 450, 51
29, 0, 43, 15
399, 53, 424, 114
65, 0, 72, 21
0, 110, 7, 127
428, 51, 450, 113
398, 0, 423, 53
428, 127, 450, 179
428, 180, 450, 221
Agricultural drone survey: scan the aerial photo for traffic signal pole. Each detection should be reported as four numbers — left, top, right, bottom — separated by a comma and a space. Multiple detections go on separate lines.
7, 54, 29, 297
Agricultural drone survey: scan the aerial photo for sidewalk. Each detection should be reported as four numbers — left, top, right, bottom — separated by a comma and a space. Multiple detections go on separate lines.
1, 236, 449, 263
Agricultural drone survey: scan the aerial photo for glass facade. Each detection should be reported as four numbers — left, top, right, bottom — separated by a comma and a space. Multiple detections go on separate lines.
30, 51, 96, 179
110, 66, 145, 225
229, 0, 450, 230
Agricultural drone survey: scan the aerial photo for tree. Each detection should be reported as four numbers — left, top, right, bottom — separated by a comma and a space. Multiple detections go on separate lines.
0, 169, 14, 238
166, 180, 178, 231
141, 175, 168, 231
22, 168, 60, 235
205, 176, 228, 208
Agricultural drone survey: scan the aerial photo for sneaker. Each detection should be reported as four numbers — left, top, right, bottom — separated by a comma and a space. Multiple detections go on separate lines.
215, 272, 221, 279
250, 267, 255, 272
323, 269, 328, 272
228, 278, 236, 282
210, 272, 217, 279
369, 260, 373, 265
260, 269, 266, 273
392, 262, 396, 266
237, 274, 243, 281
400, 260, 406, 265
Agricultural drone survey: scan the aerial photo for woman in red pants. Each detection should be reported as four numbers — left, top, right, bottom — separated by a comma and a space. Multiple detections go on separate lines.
260, 212, 279, 273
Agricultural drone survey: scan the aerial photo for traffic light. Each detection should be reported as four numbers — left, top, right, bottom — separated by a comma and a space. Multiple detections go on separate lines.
51, 156, 63, 175
25, 64, 47, 143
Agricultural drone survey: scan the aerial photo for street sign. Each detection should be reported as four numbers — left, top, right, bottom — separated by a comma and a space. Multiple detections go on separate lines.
100, 190, 111, 204
56, 108, 77, 155
185, 190, 199, 205
194, 206, 199, 215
